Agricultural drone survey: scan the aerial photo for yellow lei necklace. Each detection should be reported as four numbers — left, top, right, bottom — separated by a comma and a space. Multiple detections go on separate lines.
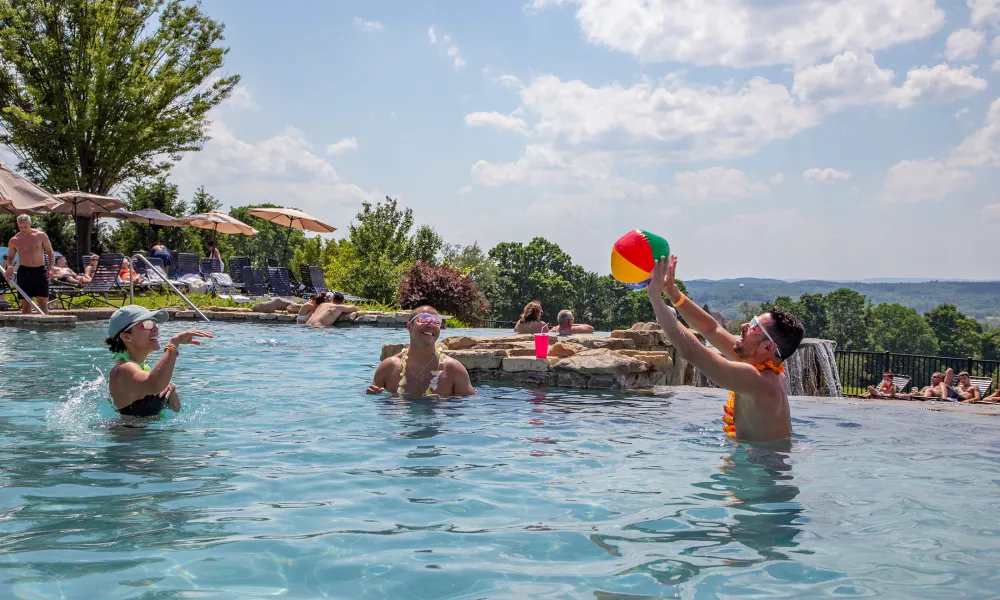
723, 360, 785, 438
399, 344, 443, 396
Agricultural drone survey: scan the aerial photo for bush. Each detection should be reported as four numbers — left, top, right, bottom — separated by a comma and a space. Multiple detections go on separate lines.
397, 262, 489, 324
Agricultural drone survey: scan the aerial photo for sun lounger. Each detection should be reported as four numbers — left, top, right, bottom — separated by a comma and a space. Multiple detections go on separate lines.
59, 253, 129, 308
242, 266, 267, 299
267, 267, 293, 297
201, 258, 222, 275
176, 252, 201, 277
299, 264, 329, 295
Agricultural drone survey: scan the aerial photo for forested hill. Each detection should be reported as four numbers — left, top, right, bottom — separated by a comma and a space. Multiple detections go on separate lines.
683, 279, 1000, 322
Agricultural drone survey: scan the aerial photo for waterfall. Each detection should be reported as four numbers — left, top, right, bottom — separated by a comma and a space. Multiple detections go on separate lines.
687, 338, 842, 397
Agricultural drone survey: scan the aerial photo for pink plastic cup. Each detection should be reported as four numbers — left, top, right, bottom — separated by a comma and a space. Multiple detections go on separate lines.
534, 334, 549, 359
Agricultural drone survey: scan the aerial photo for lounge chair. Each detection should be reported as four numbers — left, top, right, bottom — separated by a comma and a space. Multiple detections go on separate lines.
228, 256, 250, 291
862, 375, 910, 398
300, 264, 329, 295
242, 266, 267, 299
267, 267, 293, 297
201, 258, 222, 275
59, 253, 129, 308
966, 376, 994, 400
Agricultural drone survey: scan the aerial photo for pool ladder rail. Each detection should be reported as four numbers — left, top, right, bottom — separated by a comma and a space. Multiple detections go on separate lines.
129, 253, 210, 322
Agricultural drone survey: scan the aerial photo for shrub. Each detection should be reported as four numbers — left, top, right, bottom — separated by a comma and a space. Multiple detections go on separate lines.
397, 262, 489, 324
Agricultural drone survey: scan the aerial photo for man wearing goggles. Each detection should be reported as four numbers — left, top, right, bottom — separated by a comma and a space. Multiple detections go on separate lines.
366, 306, 475, 397
646, 255, 804, 443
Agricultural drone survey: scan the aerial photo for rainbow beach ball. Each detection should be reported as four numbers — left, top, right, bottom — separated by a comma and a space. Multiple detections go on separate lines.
610, 229, 670, 290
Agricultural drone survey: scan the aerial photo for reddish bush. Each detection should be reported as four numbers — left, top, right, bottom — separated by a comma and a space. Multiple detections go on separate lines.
397, 262, 489, 324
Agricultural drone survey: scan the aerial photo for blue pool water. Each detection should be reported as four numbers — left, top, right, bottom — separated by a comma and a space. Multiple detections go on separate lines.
1, 322, 999, 599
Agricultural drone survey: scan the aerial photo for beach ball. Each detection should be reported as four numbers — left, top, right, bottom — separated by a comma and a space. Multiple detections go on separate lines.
610, 229, 669, 290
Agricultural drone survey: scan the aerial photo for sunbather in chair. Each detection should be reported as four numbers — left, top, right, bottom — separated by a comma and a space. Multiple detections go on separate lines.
861, 371, 902, 398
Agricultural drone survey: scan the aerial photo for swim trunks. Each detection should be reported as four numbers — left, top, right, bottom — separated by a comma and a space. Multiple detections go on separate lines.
16, 265, 48, 299
944, 386, 962, 401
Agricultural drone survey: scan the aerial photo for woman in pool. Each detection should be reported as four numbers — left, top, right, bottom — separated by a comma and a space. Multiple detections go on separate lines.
296, 292, 330, 325
514, 300, 549, 334
106, 305, 212, 418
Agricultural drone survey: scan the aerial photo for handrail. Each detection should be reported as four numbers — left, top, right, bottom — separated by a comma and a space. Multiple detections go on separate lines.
0, 269, 44, 314
130, 253, 210, 322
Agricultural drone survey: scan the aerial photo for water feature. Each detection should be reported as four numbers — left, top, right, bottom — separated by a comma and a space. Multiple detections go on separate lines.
0, 322, 997, 598
690, 338, 842, 397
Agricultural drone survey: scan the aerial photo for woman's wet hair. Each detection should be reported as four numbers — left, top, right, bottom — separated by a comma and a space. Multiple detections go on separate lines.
312, 293, 329, 304
105, 335, 126, 353
520, 301, 543, 323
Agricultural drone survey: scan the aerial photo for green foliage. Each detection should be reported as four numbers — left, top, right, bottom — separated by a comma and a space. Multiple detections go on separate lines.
981, 327, 1000, 361
924, 304, 982, 357
397, 262, 489, 323
869, 303, 939, 355
822, 288, 871, 350
488, 238, 585, 322
108, 177, 199, 256
229, 205, 307, 268
411, 225, 443, 265
797, 293, 829, 339
0, 0, 238, 261
347, 197, 415, 303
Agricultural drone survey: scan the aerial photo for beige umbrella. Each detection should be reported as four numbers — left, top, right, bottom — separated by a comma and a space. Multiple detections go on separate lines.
180, 210, 258, 236
110, 207, 185, 227
52, 191, 127, 217
247, 206, 336, 262
0, 162, 62, 213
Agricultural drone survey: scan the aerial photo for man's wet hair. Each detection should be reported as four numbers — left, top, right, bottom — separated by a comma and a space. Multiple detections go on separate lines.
766, 307, 805, 361
557, 310, 573, 326
332, 291, 344, 303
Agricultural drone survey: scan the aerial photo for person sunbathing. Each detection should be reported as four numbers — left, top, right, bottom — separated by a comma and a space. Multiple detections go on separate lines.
514, 300, 549, 334
305, 292, 358, 328
365, 305, 475, 398
901, 369, 959, 401
982, 388, 1000, 403
553, 310, 595, 335
49, 255, 86, 285
118, 257, 145, 285
862, 371, 898, 399
956, 371, 982, 403
646, 255, 804, 443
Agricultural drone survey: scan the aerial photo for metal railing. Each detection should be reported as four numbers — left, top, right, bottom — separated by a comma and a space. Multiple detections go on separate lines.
478, 318, 516, 329
0, 269, 44, 314
835, 349, 1000, 395
129, 254, 210, 322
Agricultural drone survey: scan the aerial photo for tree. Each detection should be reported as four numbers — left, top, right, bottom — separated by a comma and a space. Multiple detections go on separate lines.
924, 303, 982, 357
981, 327, 1000, 361
798, 293, 829, 339
411, 225, 443, 265
347, 196, 415, 303
869, 303, 939, 355
487, 238, 583, 322
0, 0, 238, 268
109, 177, 197, 255
397, 262, 489, 324
823, 288, 870, 350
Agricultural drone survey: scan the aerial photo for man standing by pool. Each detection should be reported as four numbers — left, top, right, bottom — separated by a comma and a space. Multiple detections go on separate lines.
3, 214, 54, 314
646, 255, 804, 443
366, 305, 476, 397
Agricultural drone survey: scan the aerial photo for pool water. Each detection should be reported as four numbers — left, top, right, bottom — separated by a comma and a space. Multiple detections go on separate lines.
1, 322, 998, 599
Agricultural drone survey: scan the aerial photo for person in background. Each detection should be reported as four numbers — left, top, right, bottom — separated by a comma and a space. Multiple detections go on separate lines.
4, 214, 54, 314
862, 371, 898, 399
514, 300, 549, 334
150, 243, 172, 269
553, 310, 595, 335
83, 254, 99, 281
904, 369, 959, 401
106, 305, 212, 418
49, 254, 87, 285
206, 240, 224, 272
297, 292, 330, 324
956, 371, 982, 403
305, 292, 358, 328
365, 305, 475, 397
118, 257, 145, 285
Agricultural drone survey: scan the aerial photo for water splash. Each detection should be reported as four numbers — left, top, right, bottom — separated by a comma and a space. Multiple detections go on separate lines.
46, 366, 110, 438
254, 338, 284, 346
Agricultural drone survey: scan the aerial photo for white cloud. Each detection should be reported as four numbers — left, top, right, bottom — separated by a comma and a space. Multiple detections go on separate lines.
464, 111, 528, 134
982, 203, 1000, 220
792, 52, 894, 110
969, 0, 1000, 28
770, 173, 785, 185
886, 64, 988, 107
991, 36, 1000, 54
457, 185, 473, 195
945, 28, 985, 60
172, 120, 378, 226
226, 85, 258, 109
325, 137, 359, 155
499, 74, 523, 88
956, 107, 971, 119
993, 59, 1000, 72
672, 167, 768, 203
428, 26, 464, 70
950, 97, 1000, 167
878, 159, 975, 204
533, 0, 944, 68
803, 168, 852, 183
354, 18, 383, 32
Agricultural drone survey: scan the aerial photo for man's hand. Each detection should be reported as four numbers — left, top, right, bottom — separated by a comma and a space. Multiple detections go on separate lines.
46, 268, 55, 280
3, 267, 12, 281
365, 384, 385, 395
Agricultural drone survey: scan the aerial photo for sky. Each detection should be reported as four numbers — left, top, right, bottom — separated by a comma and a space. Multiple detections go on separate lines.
7, 0, 1000, 281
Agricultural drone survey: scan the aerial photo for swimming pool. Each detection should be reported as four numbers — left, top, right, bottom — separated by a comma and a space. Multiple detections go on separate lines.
1, 322, 998, 598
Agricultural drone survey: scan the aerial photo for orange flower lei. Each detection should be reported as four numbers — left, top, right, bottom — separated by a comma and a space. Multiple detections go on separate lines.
723, 360, 785, 438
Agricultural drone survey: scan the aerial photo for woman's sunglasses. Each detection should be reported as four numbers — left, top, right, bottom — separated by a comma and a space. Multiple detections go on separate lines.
126, 319, 157, 332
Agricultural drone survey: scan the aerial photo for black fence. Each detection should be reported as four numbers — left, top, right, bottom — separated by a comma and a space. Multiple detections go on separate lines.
836, 350, 1000, 395
476, 319, 516, 329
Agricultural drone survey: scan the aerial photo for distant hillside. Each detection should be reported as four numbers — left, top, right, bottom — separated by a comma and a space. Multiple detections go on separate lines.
683, 279, 1000, 324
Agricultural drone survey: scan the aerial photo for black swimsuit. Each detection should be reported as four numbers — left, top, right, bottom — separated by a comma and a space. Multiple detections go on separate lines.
117, 394, 167, 417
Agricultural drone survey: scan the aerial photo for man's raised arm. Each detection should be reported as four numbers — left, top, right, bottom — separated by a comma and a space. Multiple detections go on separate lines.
660, 255, 740, 361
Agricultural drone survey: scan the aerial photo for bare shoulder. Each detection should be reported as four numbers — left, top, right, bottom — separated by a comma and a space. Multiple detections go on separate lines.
443, 355, 469, 374
378, 354, 403, 371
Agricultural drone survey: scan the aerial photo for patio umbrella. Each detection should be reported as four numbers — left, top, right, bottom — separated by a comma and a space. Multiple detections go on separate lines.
0, 162, 62, 214
180, 210, 258, 236
109, 207, 185, 227
52, 191, 126, 217
247, 206, 336, 263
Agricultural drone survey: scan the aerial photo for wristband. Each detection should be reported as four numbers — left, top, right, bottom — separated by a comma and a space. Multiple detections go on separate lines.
673, 293, 687, 308
165, 343, 178, 354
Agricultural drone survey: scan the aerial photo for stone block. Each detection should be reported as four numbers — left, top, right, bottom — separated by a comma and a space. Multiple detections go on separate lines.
381, 343, 405, 361
354, 314, 378, 325
618, 350, 674, 373
507, 346, 540, 357
175, 310, 195, 319
512, 371, 553, 385
442, 336, 477, 350
611, 329, 665, 349
553, 348, 646, 376
562, 336, 635, 350
375, 314, 397, 326
444, 349, 507, 370
286, 305, 303, 315
258, 313, 280, 321
502, 357, 550, 373
274, 315, 296, 323
631, 322, 661, 331
548, 341, 588, 358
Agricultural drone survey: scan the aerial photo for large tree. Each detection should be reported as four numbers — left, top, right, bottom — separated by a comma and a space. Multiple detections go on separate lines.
924, 303, 982, 358
823, 288, 871, 350
0, 0, 238, 266
870, 303, 939, 355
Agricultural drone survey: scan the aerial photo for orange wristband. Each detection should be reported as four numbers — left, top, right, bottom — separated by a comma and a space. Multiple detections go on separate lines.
165, 343, 178, 354
673, 293, 687, 307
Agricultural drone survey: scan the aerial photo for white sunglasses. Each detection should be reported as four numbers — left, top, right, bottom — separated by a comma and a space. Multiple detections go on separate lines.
749, 316, 780, 358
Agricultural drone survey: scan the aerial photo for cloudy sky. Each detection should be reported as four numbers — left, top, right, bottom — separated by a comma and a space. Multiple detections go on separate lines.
10, 0, 1000, 281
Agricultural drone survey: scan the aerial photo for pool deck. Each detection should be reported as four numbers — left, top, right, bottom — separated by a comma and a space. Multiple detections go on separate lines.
802, 394, 1000, 416
0, 307, 442, 328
